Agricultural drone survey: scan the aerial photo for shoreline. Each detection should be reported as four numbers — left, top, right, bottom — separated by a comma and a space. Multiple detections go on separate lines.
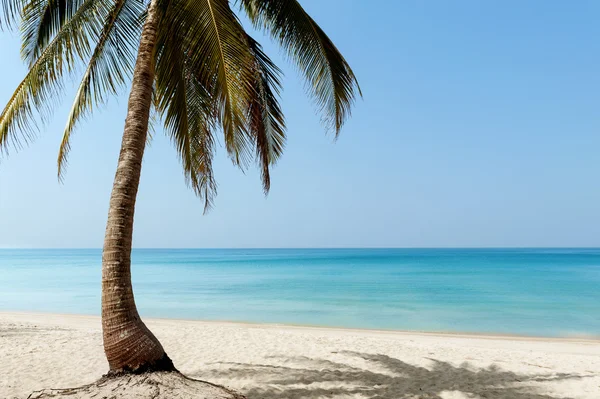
2, 310, 599, 343
2, 311, 600, 399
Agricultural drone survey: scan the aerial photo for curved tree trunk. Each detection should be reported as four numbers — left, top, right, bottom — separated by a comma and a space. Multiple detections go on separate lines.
101, 0, 175, 374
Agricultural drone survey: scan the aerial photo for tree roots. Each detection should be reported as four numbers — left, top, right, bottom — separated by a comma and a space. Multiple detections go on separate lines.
26, 371, 246, 399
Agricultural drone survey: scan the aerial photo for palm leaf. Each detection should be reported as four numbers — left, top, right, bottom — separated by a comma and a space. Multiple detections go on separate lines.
3, 0, 359, 210
21, 0, 83, 64
155, 13, 217, 210
168, 0, 257, 167
57, 0, 144, 179
245, 33, 285, 193
240, 0, 361, 135
0, 0, 108, 154
185, 75, 218, 211
0, 0, 22, 29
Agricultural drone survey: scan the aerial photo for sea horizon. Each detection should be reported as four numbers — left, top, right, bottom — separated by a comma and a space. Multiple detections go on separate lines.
2, 248, 599, 338
3, 246, 600, 249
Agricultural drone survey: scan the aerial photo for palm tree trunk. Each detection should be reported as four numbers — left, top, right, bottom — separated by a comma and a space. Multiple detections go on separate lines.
101, 0, 175, 374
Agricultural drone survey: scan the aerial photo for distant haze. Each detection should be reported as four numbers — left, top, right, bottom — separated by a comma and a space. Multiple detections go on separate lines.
1, 0, 600, 248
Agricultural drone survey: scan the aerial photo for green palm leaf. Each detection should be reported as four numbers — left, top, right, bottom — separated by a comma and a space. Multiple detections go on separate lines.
21, 0, 84, 64
2, 0, 359, 206
241, 0, 361, 135
168, 0, 257, 166
0, 0, 108, 153
245, 33, 285, 193
185, 76, 218, 211
0, 0, 22, 29
57, 0, 144, 179
155, 12, 217, 210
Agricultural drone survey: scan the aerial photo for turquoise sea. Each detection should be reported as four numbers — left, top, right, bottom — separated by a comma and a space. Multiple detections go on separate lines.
1, 248, 599, 337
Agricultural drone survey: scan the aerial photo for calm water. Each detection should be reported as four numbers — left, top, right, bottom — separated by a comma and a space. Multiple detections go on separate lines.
1, 248, 599, 337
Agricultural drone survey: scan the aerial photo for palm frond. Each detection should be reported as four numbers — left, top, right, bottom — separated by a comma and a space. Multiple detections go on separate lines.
168, 0, 257, 167
155, 13, 217, 210
0, 0, 108, 154
21, 0, 83, 64
240, 0, 361, 135
185, 76, 218, 211
57, 0, 144, 179
0, 0, 22, 29
245, 33, 285, 193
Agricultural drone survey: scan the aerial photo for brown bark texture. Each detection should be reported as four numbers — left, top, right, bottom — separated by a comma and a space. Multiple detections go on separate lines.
101, 0, 174, 373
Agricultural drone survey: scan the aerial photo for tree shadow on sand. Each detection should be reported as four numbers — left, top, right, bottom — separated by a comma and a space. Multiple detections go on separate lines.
202, 351, 592, 399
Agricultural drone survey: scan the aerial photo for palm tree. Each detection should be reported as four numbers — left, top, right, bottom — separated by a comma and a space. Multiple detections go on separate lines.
0, 0, 360, 374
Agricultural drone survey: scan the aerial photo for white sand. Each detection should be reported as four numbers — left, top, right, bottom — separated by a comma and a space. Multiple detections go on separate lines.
1, 312, 599, 399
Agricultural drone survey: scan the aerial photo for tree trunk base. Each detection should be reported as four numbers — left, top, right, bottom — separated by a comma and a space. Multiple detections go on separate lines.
106, 352, 177, 376
26, 371, 246, 399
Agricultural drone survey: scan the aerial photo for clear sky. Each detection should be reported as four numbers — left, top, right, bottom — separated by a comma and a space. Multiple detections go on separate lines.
1, 0, 599, 248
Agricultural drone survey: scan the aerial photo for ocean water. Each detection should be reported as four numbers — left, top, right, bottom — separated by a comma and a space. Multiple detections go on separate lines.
0, 248, 599, 337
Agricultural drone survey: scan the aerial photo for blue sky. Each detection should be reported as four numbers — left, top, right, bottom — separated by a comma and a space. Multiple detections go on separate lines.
1, 0, 599, 248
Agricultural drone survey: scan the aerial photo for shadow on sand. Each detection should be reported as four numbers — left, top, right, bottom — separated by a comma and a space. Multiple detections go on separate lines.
200, 351, 590, 399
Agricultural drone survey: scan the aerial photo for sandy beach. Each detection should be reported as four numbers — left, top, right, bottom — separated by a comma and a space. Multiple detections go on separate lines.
1, 312, 599, 399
